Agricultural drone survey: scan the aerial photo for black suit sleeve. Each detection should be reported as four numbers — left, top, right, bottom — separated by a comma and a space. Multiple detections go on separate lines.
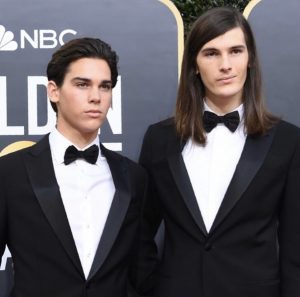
128, 162, 148, 297
279, 136, 300, 296
134, 126, 164, 296
0, 164, 8, 265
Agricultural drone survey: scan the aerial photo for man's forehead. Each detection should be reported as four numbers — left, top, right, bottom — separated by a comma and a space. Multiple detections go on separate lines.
65, 58, 111, 79
201, 27, 246, 50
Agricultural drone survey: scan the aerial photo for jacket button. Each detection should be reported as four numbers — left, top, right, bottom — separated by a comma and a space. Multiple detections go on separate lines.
204, 242, 213, 251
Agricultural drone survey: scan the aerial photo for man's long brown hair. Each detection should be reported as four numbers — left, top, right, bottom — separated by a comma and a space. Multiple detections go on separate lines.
175, 7, 278, 144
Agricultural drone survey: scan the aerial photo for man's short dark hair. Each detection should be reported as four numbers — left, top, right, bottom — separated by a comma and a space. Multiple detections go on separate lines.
47, 37, 119, 112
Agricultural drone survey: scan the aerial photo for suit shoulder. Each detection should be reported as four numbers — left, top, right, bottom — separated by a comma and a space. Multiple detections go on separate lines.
269, 120, 300, 156
140, 118, 183, 165
100, 145, 145, 175
0, 135, 49, 166
0, 143, 35, 163
143, 117, 177, 144
147, 117, 175, 132
274, 120, 300, 140
0, 144, 37, 178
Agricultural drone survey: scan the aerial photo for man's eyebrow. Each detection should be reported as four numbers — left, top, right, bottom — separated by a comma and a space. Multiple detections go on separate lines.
201, 45, 246, 52
100, 80, 112, 84
72, 77, 91, 82
201, 47, 218, 52
71, 77, 112, 84
230, 45, 247, 50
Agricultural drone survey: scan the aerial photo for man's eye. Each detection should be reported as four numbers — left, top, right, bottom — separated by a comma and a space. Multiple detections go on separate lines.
100, 84, 112, 91
76, 82, 88, 88
205, 51, 217, 57
231, 49, 243, 55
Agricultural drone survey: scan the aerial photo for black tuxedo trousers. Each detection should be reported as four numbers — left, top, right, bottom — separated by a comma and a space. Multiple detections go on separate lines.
136, 119, 300, 297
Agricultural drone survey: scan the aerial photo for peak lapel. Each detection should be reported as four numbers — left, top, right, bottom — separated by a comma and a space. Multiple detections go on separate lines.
210, 128, 276, 234
88, 144, 131, 280
167, 134, 208, 236
23, 136, 83, 276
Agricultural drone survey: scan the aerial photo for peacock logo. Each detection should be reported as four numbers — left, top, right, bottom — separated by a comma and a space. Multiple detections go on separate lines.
0, 25, 18, 51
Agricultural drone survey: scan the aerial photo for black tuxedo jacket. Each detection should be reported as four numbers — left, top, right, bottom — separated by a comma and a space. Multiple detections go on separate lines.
136, 119, 300, 297
0, 135, 147, 297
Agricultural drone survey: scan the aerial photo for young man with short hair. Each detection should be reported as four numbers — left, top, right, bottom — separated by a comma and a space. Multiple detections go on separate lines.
0, 37, 146, 297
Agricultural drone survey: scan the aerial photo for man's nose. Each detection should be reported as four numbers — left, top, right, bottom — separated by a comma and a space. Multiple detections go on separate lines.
219, 54, 232, 71
88, 87, 101, 103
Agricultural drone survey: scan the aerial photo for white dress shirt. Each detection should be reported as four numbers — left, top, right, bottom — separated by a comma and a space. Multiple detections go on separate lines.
182, 103, 246, 232
49, 129, 115, 278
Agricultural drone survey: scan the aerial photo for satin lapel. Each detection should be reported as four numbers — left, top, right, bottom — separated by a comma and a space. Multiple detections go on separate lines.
88, 144, 131, 280
167, 134, 208, 236
23, 136, 83, 276
210, 128, 276, 234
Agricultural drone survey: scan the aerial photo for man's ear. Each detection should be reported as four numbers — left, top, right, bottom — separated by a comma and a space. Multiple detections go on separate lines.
47, 80, 59, 104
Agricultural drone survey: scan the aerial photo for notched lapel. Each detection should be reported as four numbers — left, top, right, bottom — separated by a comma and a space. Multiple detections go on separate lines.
210, 128, 276, 233
88, 144, 131, 280
23, 136, 83, 276
167, 134, 208, 236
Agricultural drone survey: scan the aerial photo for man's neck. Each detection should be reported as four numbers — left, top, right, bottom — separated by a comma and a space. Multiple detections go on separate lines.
204, 96, 242, 115
55, 126, 98, 149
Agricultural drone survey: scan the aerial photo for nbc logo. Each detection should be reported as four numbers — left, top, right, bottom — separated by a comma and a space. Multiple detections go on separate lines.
0, 25, 18, 51
0, 25, 77, 49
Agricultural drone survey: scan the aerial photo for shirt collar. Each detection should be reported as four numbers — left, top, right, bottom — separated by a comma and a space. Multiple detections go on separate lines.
49, 128, 102, 165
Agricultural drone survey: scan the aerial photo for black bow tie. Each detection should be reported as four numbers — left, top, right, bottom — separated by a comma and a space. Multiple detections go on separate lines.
64, 144, 99, 165
203, 110, 240, 133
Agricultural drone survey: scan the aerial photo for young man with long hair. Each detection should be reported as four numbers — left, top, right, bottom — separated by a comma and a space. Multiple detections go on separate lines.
137, 7, 300, 297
